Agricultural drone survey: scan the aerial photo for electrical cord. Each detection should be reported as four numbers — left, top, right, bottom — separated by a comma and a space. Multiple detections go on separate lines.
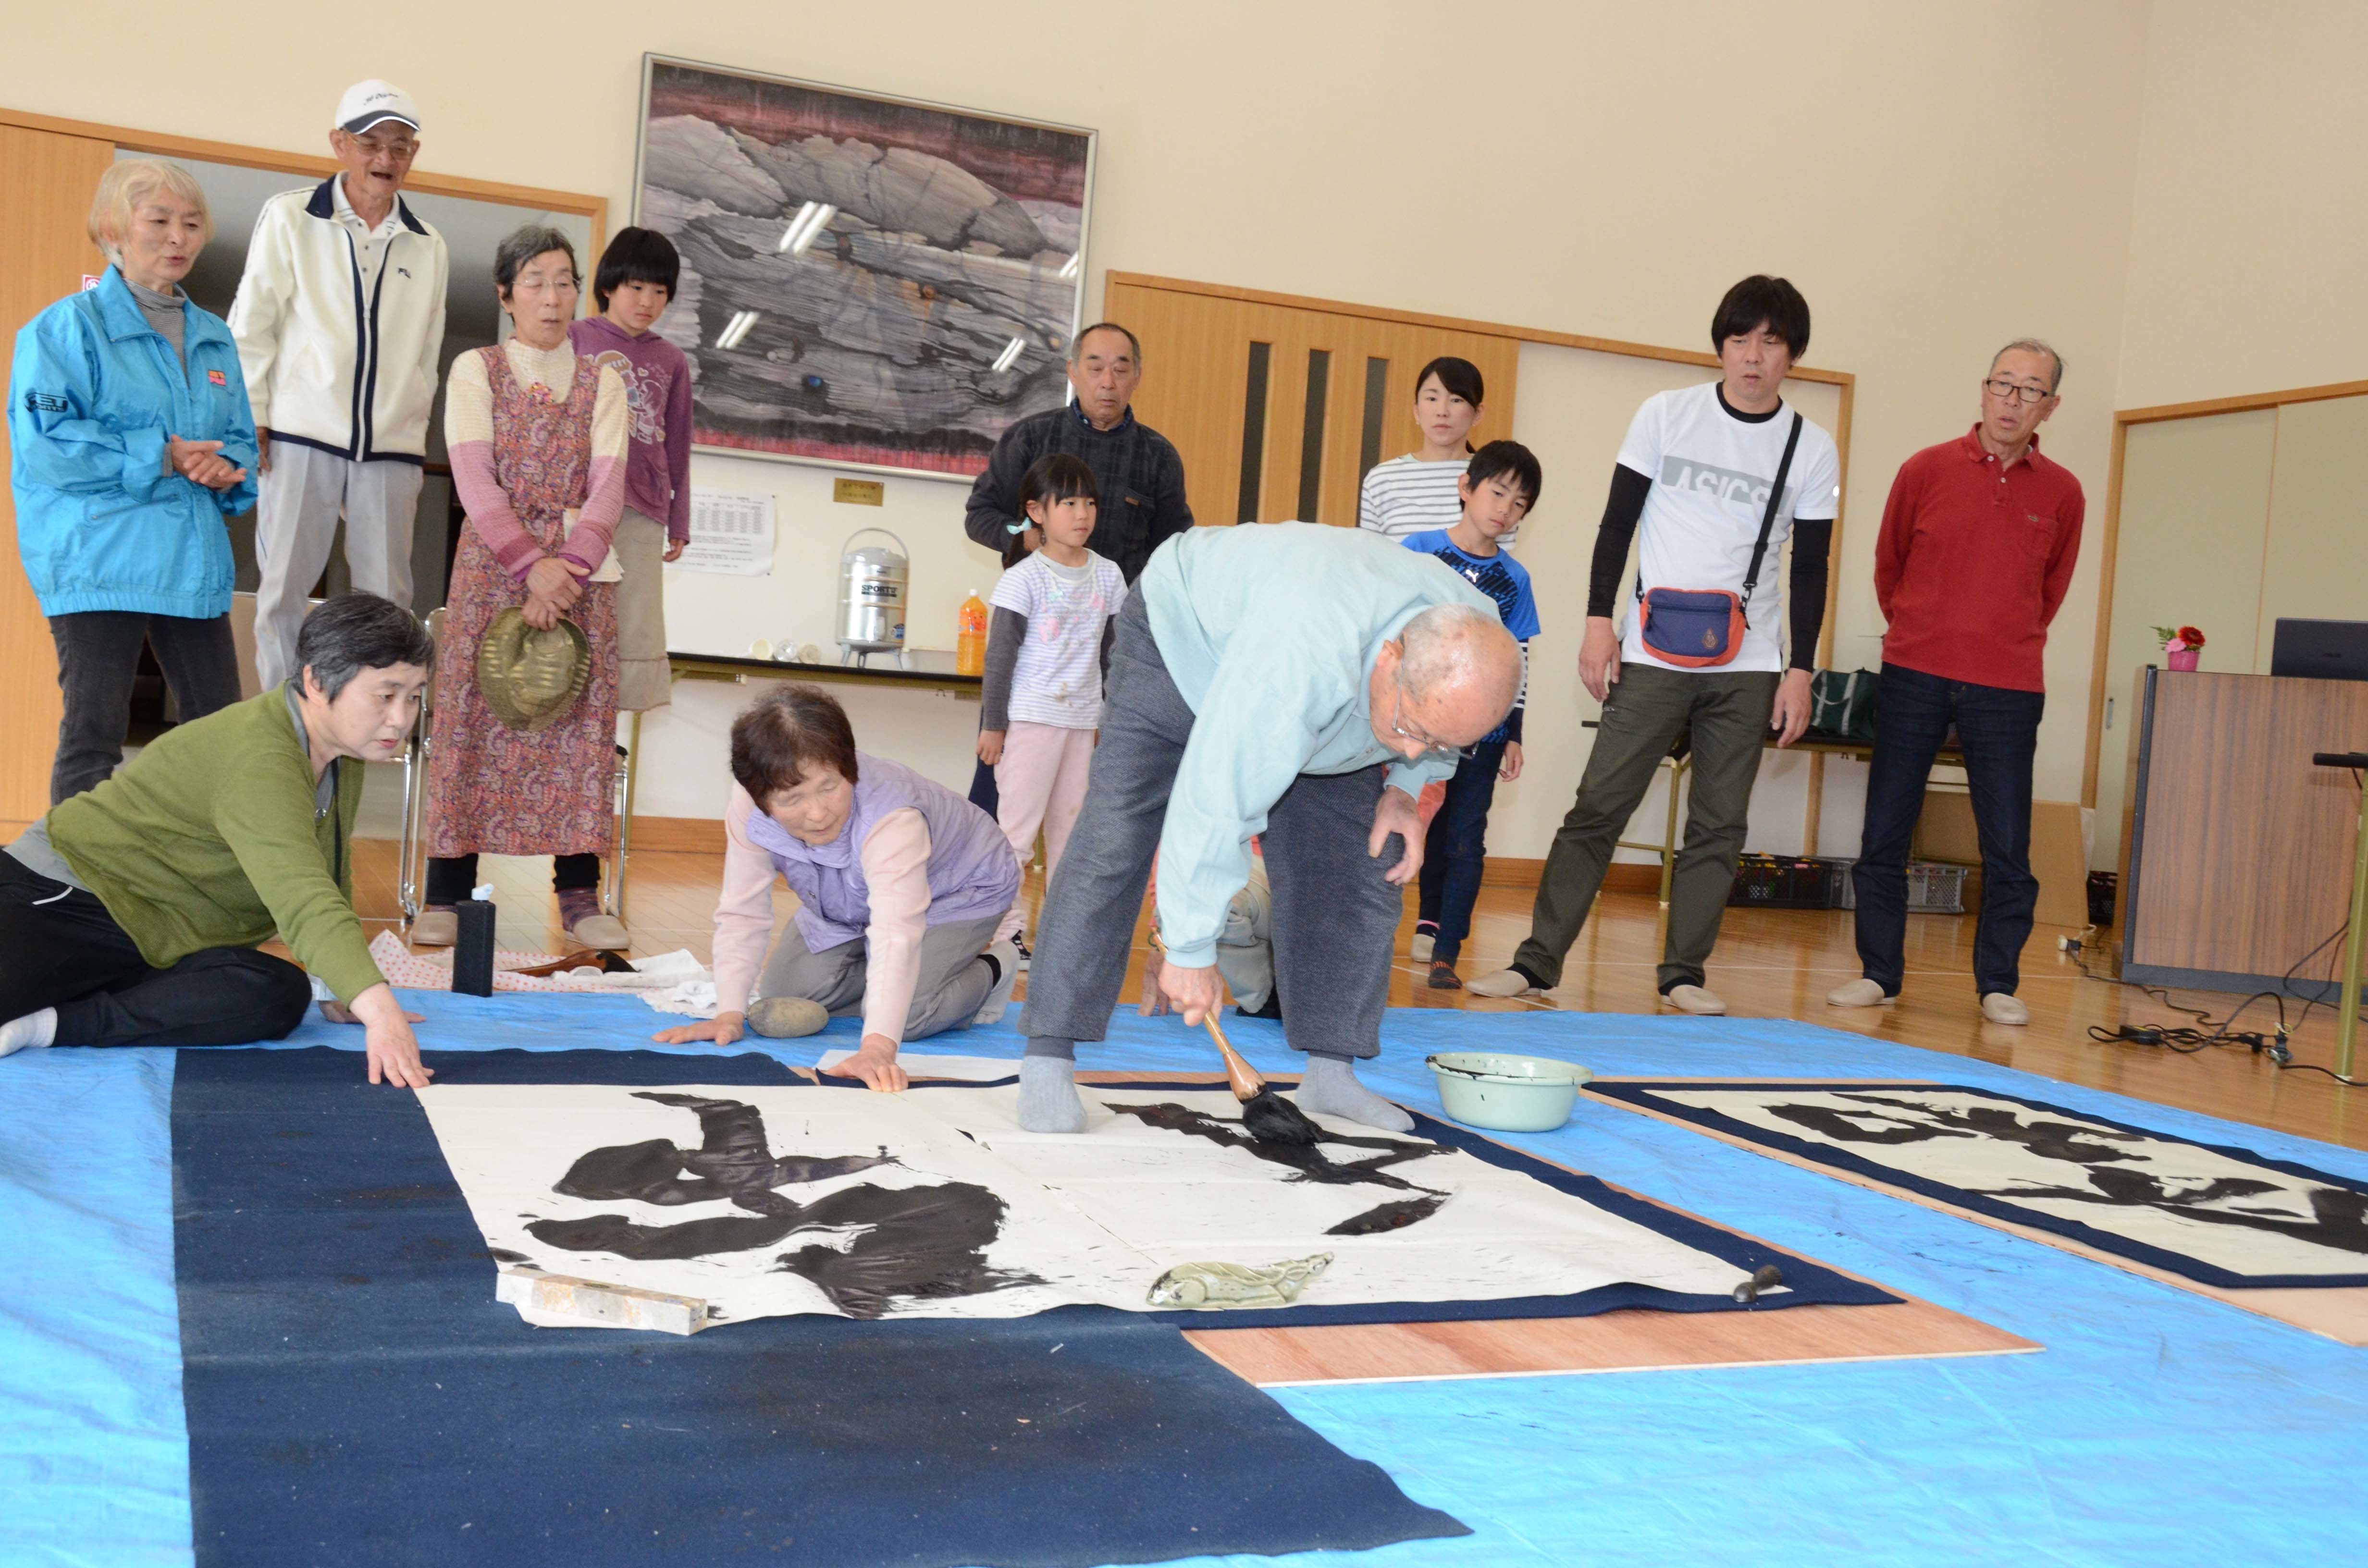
2079, 919, 2363, 1085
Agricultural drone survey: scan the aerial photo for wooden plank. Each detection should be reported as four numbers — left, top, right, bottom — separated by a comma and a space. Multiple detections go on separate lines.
1591, 1084, 2368, 1345
629, 815, 727, 855
1186, 1292, 2035, 1385
0, 122, 115, 824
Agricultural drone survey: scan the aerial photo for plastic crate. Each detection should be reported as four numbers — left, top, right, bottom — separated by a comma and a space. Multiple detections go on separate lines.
1728, 854, 1842, 909
1906, 861, 1968, 914
1829, 859, 1968, 913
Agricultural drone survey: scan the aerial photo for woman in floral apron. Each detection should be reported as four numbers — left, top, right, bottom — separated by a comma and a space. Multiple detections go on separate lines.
415, 227, 631, 951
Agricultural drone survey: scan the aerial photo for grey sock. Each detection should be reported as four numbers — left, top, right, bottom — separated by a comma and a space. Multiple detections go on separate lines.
1024, 1036, 1076, 1060
1293, 1053, 1414, 1133
1017, 1054, 1085, 1133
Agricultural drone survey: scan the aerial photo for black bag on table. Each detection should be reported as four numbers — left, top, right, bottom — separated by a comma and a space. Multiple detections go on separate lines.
1807, 668, 1879, 742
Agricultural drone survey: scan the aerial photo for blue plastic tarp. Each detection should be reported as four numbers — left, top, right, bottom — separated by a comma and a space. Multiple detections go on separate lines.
8, 992, 2368, 1565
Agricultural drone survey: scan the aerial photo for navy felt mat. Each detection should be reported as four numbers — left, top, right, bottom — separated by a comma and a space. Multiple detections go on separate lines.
171, 1047, 1468, 1568
1586, 1078, 2368, 1291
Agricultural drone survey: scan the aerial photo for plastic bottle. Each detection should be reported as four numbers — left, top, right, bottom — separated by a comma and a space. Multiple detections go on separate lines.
956, 589, 989, 676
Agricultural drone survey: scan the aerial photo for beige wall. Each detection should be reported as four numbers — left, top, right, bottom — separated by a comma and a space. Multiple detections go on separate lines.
2117, 0, 2368, 410
0, 0, 2155, 821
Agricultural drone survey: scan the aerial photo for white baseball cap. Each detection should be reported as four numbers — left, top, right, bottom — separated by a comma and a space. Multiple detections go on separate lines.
334, 80, 421, 135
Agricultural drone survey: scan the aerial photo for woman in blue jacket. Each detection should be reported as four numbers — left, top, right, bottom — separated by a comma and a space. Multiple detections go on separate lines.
9, 159, 258, 804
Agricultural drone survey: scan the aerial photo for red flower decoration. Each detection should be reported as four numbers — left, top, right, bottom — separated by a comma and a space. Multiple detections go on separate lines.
2177, 625, 2206, 649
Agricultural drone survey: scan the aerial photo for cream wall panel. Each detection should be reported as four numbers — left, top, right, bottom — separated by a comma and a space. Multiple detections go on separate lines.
2093, 409, 2278, 851
2256, 396, 2368, 671
2117, 1, 2368, 409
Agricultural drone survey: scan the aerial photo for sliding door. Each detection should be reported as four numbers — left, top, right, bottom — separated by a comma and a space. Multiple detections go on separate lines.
1104, 278, 1521, 527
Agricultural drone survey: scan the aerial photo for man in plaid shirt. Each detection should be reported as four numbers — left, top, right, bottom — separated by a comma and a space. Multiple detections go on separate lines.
962, 322, 1195, 584
962, 321, 1198, 813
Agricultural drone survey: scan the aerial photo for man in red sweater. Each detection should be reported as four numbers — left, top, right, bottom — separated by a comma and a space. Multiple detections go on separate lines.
1829, 341, 2084, 1025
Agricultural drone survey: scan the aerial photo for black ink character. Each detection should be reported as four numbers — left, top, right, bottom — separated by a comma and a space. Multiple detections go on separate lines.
524, 1094, 1039, 1318
1770, 1092, 2147, 1167
1104, 1102, 1452, 1230
551, 1092, 900, 1214
1977, 1166, 2368, 1259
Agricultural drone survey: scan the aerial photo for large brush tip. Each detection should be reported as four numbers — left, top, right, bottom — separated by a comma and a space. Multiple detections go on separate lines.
1242, 1089, 1324, 1146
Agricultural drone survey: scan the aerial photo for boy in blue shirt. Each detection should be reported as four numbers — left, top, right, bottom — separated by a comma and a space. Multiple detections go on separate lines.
1403, 441, 1542, 988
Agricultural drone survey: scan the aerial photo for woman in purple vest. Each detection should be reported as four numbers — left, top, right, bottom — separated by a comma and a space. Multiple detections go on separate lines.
655, 686, 1021, 1090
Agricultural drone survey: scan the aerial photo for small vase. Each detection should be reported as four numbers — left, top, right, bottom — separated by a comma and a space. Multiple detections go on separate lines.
2167, 648, 2200, 672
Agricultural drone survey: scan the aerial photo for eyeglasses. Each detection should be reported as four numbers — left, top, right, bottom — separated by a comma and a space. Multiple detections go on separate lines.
1983, 377, 2054, 405
1390, 677, 1474, 763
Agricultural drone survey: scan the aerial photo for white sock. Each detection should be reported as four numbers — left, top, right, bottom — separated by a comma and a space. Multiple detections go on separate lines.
0, 1007, 60, 1058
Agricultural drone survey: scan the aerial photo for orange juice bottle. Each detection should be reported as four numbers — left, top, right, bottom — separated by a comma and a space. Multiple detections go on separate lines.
956, 589, 989, 676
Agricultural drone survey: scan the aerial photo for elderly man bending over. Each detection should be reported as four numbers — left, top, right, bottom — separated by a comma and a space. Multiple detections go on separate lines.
0, 593, 436, 1086
1016, 523, 1519, 1134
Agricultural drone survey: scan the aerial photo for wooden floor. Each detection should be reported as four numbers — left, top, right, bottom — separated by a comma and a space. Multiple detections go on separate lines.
349, 837, 2368, 1154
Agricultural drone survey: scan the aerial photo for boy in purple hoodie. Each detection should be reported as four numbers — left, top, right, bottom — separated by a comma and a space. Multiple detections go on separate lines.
568, 227, 693, 710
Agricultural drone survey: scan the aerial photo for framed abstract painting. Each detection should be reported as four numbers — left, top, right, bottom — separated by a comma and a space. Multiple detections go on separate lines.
632, 55, 1097, 478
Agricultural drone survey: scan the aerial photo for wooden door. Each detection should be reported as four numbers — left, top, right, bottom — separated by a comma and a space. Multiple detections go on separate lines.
0, 124, 114, 829
1105, 278, 1521, 527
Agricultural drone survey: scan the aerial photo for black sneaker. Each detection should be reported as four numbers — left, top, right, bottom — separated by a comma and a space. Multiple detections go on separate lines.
1012, 936, 1032, 971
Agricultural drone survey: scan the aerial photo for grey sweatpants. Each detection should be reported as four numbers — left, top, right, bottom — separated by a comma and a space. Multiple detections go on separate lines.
757, 911, 1002, 1041
252, 445, 423, 691
1019, 593, 1405, 1059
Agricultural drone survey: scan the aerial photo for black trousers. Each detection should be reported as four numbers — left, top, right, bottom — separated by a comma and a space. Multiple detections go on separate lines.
49, 611, 243, 805
1415, 739, 1507, 965
0, 855, 313, 1046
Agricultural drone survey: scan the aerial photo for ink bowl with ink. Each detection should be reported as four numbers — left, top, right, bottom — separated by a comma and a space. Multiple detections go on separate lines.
1425, 1053, 1591, 1133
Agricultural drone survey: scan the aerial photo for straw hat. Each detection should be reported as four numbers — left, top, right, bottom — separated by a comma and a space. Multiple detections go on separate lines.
476, 608, 589, 731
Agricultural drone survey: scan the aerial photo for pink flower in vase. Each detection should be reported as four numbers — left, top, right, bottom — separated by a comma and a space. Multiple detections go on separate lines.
2153, 625, 2205, 671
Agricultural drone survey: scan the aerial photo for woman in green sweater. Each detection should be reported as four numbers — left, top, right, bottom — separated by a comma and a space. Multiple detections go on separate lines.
0, 594, 437, 1086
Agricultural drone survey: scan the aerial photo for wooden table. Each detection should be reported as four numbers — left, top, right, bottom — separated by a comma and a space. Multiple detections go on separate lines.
667, 649, 983, 699
2118, 667, 2368, 1015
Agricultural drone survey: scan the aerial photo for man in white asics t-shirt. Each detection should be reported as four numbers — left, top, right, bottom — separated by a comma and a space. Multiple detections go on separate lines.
1471, 276, 1841, 1015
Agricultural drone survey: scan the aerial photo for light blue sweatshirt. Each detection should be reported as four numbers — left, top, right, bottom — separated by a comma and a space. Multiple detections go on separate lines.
1140, 522, 1502, 966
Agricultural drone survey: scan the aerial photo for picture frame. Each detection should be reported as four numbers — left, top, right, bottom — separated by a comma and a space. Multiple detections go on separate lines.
632, 54, 1097, 480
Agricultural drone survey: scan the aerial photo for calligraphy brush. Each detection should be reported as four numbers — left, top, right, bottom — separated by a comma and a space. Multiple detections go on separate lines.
1148, 929, 1323, 1146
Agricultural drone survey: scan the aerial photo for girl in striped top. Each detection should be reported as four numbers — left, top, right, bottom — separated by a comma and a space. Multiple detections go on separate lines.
1356, 355, 1519, 550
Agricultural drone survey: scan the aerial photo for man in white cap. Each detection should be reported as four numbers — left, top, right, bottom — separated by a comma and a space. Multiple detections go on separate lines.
230, 80, 449, 690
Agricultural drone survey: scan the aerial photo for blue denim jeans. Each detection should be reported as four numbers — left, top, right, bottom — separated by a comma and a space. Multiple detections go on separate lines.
1416, 740, 1507, 966
1850, 662, 2046, 996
